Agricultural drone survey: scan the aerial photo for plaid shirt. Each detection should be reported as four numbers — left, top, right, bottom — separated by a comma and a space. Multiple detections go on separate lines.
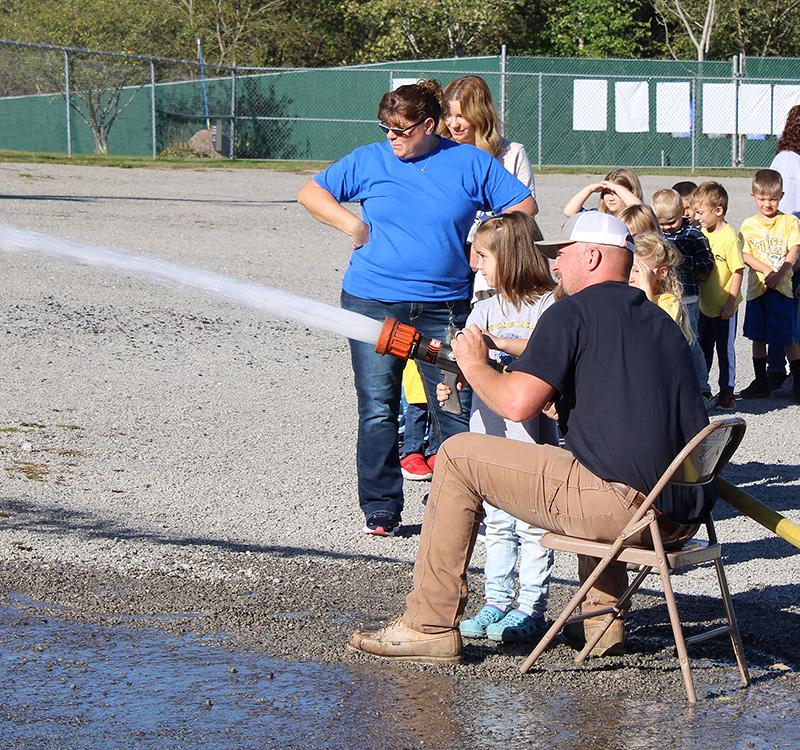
662, 220, 714, 297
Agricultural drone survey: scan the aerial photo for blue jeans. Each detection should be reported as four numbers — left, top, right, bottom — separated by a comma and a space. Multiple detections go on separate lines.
341, 290, 472, 520
402, 400, 429, 457
685, 299, 710, 393
482, 502, 554, 617
698, 311, 737, 393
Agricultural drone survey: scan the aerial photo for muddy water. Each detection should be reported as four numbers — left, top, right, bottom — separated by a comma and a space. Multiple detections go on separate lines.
1, 596, 798, 750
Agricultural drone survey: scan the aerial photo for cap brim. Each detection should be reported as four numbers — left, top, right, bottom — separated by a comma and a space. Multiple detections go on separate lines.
534, 238, 573, 260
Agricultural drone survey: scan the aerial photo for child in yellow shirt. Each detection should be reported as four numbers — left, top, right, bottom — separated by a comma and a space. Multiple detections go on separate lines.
693, 182, 745, 411
739, 169, 800, 402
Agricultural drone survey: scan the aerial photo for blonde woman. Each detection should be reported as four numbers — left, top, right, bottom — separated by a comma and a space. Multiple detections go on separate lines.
440, 75, 537, 302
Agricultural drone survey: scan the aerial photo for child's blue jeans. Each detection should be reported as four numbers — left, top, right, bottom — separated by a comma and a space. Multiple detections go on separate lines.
482, 502, 554, 617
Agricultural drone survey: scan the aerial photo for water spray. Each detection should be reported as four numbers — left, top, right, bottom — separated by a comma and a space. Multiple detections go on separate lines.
1, 225, 502, 418
0, 225, 384, 347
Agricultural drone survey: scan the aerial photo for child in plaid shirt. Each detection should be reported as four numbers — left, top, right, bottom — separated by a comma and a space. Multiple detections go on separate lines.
652, 188, 715, 404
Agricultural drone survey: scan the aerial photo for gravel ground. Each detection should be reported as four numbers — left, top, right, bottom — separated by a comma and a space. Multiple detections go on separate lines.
1, 162, 799, 747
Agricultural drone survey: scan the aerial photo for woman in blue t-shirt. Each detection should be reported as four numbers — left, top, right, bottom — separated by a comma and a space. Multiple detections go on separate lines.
298, 79, 535, 538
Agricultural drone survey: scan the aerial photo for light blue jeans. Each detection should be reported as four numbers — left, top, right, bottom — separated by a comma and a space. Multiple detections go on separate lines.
482, 501, 553, 617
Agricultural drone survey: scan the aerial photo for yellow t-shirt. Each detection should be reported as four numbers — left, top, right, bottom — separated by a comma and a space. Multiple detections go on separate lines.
739, 212, 800, 300
656, 292, 680, 322
656, 292, 692, 341
699, 224, 744, 318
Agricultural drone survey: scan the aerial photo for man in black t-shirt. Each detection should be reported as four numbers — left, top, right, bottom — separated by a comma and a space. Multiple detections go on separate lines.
348, 213, 710, 665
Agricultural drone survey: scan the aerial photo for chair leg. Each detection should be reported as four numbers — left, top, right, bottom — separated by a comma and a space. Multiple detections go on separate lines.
519, 607, 575, 673
657, 556, 698, 704
520, 539, 630, 673
712, 558, 750, 687
575, 565, 652, 663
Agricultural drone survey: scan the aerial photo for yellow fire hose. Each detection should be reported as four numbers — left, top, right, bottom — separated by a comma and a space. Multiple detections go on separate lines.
715, 476, 800, 550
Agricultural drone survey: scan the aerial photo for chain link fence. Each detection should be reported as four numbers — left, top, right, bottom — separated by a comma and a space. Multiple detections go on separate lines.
3, 39, 800, 169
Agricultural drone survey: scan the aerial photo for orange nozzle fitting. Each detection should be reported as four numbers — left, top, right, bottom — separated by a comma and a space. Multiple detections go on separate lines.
375, 317, 420, 359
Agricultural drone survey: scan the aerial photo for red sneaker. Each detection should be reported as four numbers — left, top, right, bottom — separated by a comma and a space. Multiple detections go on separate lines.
426, 453, 437, 472
714, 392, 736, 411
400, 453, 433, 481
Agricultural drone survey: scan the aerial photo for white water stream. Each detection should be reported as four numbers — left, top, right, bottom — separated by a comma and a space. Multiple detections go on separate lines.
0, 224, 385, 345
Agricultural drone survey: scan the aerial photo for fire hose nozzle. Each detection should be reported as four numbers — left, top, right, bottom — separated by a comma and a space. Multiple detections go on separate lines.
375, 317, 464, 416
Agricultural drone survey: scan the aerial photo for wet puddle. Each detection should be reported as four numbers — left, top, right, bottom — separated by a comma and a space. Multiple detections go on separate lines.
1, 597, 798, 750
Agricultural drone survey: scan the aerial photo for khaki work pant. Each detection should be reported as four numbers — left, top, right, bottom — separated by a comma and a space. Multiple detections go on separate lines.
404, 432, 697, 633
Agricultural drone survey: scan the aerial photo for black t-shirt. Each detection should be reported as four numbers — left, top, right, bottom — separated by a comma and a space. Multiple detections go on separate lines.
508, 281, 713, 524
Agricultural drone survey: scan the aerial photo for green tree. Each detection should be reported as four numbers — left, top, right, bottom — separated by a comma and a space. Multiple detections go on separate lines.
0, 0, 189, 153
545, 0, 658, 58
0, 0, 186, 57
197, 0, 368, 67
653, 0, 800, 59
166, 0, 291, 66
339, 0, 524, 62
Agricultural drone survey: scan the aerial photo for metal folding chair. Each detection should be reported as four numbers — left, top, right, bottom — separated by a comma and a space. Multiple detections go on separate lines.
520, 416, 750, 703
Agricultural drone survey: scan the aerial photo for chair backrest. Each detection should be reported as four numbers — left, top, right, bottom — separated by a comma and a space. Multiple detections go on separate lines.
669, 417, 747, 487
632, 417, 747, 523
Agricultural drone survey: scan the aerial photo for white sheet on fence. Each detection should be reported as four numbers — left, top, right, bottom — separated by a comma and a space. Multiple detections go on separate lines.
739, 84, 772, 135
702, 83, 736, 134
615, 81, 649, 132
773, 85, 800, 136
656, 81, 691, 133
573, 79, 607, 131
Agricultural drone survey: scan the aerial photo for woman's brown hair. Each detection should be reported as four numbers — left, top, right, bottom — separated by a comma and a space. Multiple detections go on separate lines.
378, 79, 445, 129
776, 105, 800, 155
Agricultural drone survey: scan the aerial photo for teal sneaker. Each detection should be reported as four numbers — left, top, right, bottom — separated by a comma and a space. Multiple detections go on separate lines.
486, 609, 548, 643
459, 605, 507, 639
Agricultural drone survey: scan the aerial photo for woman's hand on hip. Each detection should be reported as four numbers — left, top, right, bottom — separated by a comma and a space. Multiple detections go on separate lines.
348, 220, 370, 249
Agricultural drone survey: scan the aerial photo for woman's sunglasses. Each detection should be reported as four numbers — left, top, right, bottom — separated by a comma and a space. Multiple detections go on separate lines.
378, 120, 424, 137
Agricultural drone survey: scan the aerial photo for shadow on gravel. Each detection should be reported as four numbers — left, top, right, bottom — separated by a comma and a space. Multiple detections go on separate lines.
732, 398, 800, 416
0, 193, 297, 207
0, 495, 419, 565
536, 576, 800, 671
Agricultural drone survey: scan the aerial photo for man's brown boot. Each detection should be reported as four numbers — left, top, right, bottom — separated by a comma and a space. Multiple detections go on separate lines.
563, 615, 625, 657
348, 618, 463, 664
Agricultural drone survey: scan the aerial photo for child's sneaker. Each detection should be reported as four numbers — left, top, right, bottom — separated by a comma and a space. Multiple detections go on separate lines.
400, 453, 433, 481
486, 609, 548, 643
713, 392, 736, 411
459, 605, 507, 639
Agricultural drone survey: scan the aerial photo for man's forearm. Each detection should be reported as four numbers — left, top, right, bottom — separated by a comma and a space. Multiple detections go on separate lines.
461, 363, 554, 424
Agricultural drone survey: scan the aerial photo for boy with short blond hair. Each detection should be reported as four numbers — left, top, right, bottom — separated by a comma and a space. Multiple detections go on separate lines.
693, 181, 744, 411
739, 168, 800, 401
652, 188, 714, 402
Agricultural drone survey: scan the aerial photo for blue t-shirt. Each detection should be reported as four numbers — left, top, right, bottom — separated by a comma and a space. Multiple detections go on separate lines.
315, 138, 531, 302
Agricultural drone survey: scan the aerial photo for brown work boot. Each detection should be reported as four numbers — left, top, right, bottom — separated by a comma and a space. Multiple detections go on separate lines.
563, 615, 625, 657
347, 618, 463, 664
